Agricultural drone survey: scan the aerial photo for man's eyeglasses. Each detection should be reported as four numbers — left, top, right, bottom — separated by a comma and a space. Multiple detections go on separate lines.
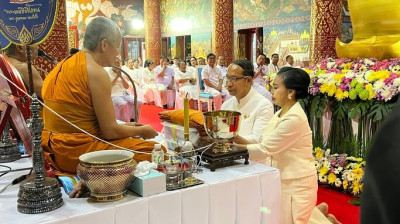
226, 76, 249, 83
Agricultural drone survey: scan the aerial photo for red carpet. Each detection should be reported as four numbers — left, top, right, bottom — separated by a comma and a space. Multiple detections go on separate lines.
317, 185, 360, 224
140, 104, 360, 224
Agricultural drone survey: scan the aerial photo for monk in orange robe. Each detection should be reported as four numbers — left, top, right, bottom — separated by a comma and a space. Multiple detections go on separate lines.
41, 16, 159, 179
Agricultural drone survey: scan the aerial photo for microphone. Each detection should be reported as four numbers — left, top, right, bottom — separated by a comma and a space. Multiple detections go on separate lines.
69, 48, 80, 55
38, 49, 58, 64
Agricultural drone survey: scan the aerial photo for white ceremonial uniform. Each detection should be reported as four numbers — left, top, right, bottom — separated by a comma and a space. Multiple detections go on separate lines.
221, 87, 273, 143
268, 63, 280, 74
253, 63, 268, 87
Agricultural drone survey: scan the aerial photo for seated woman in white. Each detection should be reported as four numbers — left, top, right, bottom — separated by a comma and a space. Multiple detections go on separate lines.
141, 59, 167, 107
124, 58, 145, 103
174, 60, 198, 108
105, 57, 143, 122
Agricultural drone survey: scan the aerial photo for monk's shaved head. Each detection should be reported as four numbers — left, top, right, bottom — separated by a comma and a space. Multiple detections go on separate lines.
83, 17, 121, 52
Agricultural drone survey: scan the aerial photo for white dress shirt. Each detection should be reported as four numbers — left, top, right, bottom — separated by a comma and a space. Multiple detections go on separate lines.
154, 65, 175, 87
221, 87, 274, 143
268, 63, 280, 74
216, 64, 227, 78
253, 63, 268, 86
247, 102, 316, 180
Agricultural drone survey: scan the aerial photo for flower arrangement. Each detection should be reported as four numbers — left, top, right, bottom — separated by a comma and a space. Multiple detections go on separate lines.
314, 147, 365, 196
265, 58, 400, 102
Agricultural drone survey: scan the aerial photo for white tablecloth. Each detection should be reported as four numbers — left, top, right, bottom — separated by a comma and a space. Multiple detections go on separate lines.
0, 158, 281, 224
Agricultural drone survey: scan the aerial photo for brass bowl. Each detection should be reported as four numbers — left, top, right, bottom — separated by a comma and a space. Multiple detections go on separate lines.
203, 110, 241, 152
77, 150, 136, 202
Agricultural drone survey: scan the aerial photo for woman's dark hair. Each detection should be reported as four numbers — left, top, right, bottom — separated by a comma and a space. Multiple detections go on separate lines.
231, 60, 254, 77
276, 67, 310, 99
144, 59, 154, 68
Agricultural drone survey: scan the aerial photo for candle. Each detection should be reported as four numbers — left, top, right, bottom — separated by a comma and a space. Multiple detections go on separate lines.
183, 97, 189, 140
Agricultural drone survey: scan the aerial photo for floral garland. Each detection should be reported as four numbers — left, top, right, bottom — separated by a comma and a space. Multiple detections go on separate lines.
314, 147, 365, 196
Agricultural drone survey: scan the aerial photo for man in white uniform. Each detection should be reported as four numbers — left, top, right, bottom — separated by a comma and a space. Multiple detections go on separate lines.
201, 53, 230, 110
268, 53, 280, 74
216, 55, 228, 80
221, 60, 274, 143
154, 56, 175, 108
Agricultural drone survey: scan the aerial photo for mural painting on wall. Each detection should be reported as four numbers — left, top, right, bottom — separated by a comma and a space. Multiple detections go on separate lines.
234, 0, 311, 26
341, 0, 353, 43
66, 0, 144, 48
263, 22, 310, 67
191, 33, 212, 59
161, 0, 212, 36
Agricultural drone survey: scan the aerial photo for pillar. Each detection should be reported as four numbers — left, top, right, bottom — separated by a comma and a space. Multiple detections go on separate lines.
212, 0, 234, 65
309, 0, 342, 65
144, 0, 161, 63
36, 0, 69, 75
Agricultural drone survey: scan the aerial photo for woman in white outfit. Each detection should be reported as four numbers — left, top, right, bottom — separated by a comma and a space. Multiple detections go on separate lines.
141, 59, 167, 106
174, 60, 198, 108
233, 67, 317, 224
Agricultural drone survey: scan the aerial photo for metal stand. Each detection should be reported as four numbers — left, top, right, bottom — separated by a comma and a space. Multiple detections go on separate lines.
0, 122, 20, 162
197, 145, 249, 172
17, 95, 63, 214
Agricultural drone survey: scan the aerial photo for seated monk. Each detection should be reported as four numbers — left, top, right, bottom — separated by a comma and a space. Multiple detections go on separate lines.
41, 17, 159, 179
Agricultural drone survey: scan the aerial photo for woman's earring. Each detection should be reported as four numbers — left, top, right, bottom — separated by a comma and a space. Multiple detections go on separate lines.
288, 94, 292, 100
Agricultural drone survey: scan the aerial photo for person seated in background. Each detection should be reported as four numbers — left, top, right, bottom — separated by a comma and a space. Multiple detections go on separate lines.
283, 55, 294, 67
41, 17, 160, 178
138, 57, 143, 68
216, 55, 227, 79
221, 60, 273, 143
4, 44, 43, 100
252, 53, 273, 102
253, 54, 268, 87
197, 57, 206, 65
154, 56, 175, 109
187, 56, 198, 74
201, 53, 230, 110
105, 56, 143, 122
268, 53, 280, 74
142, 59, 167, 107
171, 57, 179, 69
175, 60, 198, 108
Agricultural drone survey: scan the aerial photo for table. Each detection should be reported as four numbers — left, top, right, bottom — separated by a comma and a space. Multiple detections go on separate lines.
0, 158, 281, 224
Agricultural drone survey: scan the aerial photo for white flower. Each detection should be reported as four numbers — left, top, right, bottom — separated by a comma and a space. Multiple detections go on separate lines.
327, 62, 336, 69
334, 167, 343, 174
314, 161, 321, 169
390, 65, 400, 73
359, 65, 368, 73
325, 149, 331, 157
380, 87, 393, 101
319, 175, 327, 183
393, 78, 400, 87
373, 80, 384, 92
335, 178, 342, 188
345, 71, 355, 79
356, 73, 367, 83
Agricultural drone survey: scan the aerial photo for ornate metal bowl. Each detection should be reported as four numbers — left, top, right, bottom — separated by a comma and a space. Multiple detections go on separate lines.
77, 150, 136, 202
203, 110, 241, 153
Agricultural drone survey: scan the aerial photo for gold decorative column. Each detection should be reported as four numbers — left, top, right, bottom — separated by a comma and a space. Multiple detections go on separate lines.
36, 0, 69, 75
309, 0, 342, 65
212, 0, 234, 65
144, 0, 161, 63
